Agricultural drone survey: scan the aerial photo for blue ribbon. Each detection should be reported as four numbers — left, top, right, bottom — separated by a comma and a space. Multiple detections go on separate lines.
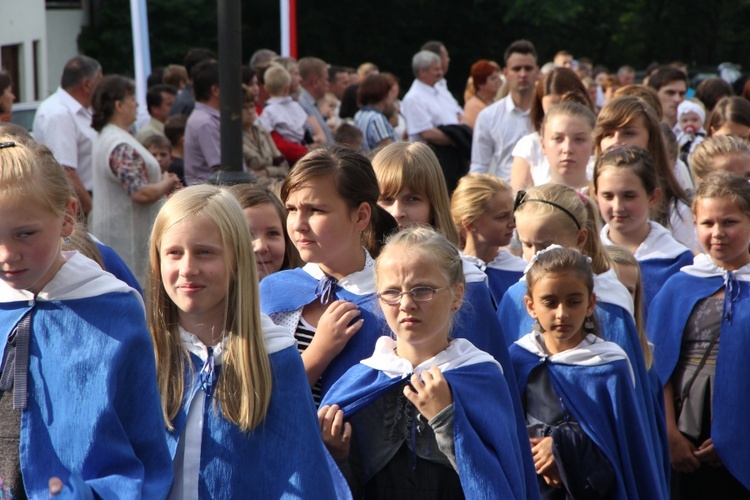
723, 271, 741, 324
199, 347, 216, 393
314, 275, 338, 305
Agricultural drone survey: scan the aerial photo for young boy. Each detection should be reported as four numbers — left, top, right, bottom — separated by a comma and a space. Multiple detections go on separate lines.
258, 64, 325, 146
164, 114, 187, 185
143, 134, 172, 173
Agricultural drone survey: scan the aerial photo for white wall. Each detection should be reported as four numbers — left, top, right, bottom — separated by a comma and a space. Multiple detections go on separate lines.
0, 0, 46, 102
45, 7, 89, 98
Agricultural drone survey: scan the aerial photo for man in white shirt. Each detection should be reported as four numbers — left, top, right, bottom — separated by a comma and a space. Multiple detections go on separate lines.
470, 40, 539, 181
401, 50, 463, 145
33, 55, 102, 215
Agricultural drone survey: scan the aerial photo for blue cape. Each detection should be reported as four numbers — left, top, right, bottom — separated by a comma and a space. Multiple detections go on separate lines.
321, 360, 536, 499
168, 345, 350, 498
0, 294, 172, 499
260, 267, 387, 397
648, 271, 750, 489
95, 242, 143, 296
510, 343, 669, 500
498, 280, 671, 486
639, 251, 693, 315
485, 267, 524, 308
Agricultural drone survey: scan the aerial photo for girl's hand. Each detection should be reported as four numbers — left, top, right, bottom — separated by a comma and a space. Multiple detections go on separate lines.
318, 404, 351, 461
668, 428, 701, 473
48, 477, 63, 496
694, 438, 723, 467
403, 367, 453, 421
530, 436, 561, 487
308, 300, 363, 359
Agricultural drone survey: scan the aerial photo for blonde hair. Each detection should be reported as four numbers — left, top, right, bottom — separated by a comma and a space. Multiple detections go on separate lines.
515, 183, 612, 274
606, 245, 652, 369
147, 185, 272, 432
450, 173, 512, 247
263, 64, 292, 96
372, 142, 460, 245
692, 172, 750, 218
0, 136, 74, 217
540, 101, 596, 139
689, 134, 750, 181
63, 223, 105, 269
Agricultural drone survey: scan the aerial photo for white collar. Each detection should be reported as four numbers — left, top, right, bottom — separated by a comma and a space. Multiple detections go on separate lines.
504, 94, 529, 115
0, 251, 140, 306
681, 253, 750, 281
516, 332, 634, 385
303, 248, 375, 294
461, 254, 489, 284
361, 336, 501, 378
179, 313, 296, 363
413, 79, 439, 95
55, 87, 87, 115
594, 268, 634, 316
486, 249, 527, 272
601, 221, 690, 260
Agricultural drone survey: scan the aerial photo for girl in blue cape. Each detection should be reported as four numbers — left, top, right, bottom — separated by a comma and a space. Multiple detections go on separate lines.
594, 146, 693, 314
259, 146, 398, 404
147, 185, 349, 499
648, 173, 750, 497
451, 173, 526, 305
498, 183, 670, 495
0, 137, 172, 499
319, 227, 535, 499
511, 246, 666, 499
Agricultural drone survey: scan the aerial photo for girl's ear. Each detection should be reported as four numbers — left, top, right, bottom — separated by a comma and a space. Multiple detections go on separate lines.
61, 198, 78, 238
461, 217, 474, 234
451, 282, 465, 312
576, 228, 588, 249
524, 294, 536, 318
587, 292, 597, 317
354, 201, 372, 232
648, 187, 663, 208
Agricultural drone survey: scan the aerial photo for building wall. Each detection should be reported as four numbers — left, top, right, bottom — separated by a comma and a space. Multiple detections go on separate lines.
45, 7, 89, 98
0, 0, 47, 102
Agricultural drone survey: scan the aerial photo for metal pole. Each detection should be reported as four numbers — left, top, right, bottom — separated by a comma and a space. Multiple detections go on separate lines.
218, 0, 243, 173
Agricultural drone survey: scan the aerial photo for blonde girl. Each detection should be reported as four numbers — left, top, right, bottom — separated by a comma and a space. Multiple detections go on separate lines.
451, 173, 526, 303
648, 173, 750, 497
319, 227, 537, 499
594, 95, 699, 252
228, 183, 301, 279
0, 137, 171, 498
540, 101, 596, 190
689, 134, 750, 184
147, 184, 347, 498
594, 146, 693, 309
511, 246, 666, 499
260, 145, 397, 404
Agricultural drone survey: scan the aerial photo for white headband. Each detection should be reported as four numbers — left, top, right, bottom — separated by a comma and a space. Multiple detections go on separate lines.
677, 100, 706, 124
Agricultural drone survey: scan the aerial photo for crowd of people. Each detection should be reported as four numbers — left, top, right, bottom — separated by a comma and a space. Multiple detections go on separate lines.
1, 38, 750, 498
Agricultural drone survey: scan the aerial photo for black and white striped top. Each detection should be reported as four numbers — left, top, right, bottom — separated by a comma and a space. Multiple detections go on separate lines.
295, 316, 323, 405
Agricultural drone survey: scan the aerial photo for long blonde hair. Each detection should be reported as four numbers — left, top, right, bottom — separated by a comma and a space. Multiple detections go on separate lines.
372, 142, 460, 245
147, 185, 272, 432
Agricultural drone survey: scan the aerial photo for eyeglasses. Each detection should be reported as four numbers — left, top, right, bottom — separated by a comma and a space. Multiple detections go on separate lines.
377, 286, 448, 305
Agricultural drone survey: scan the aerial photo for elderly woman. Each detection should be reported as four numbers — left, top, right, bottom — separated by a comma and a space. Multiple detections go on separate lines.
463, 60, 502, 128
91, 75, 180, 286
353, 73, 398, 152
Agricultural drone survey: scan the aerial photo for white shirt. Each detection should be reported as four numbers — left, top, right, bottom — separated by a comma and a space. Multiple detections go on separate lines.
33, 87, 98, 190
402, 79, 460, 141
258, 96, 309, 144
470, 95, 532, 181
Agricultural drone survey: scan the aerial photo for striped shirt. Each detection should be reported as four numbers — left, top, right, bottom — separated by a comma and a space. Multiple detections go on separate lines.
295, 316, 323, 405
354, 106, 397, 152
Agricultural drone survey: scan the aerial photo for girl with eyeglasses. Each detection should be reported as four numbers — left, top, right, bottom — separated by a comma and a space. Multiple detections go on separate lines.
319, 227, 535, 499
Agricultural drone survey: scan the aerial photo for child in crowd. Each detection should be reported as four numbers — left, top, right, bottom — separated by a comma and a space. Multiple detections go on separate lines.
146, 185, 347, 498
228, 183, 301, 279
540, 101, 595, 191
498, 184, 670, 493
319, 227, 535, 499
260, 146, 397, 405
594, 95, 699, 252
0, 136, 172, 498
450, 173, 526, 303
143, 133, 174, 174
259, 64, 325, 148
594, 146, 693, 311
677, 100, 707, 162
690, 134, 750, 184
241, 88, 289, 179
706, 96, 750, 140
649, 173, 750, 497
164, 113, 187, 185
510, 246, 666, 499
333, 123, 364, 151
